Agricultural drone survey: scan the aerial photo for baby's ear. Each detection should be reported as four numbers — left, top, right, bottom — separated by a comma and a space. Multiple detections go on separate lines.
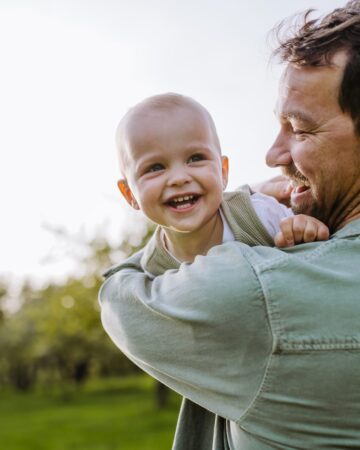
117, 179, 140, 210
221, 156, 229, 190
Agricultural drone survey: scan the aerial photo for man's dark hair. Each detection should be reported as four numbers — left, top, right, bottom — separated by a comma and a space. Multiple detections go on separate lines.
273, 0, 360, 134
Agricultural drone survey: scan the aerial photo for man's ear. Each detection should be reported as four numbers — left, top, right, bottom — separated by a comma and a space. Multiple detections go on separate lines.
221, 156, 229, 190
117, 179, 140, 210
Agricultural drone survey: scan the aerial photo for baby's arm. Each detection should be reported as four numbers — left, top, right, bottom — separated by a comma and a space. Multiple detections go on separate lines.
251, 175, 292, 207
275, 215, 330, 248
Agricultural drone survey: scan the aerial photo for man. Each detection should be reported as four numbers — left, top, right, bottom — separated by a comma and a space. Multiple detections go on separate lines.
100, 1, 360, 448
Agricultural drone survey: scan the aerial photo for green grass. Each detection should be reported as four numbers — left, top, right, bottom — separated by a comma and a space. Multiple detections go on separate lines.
0, 375, 181, 450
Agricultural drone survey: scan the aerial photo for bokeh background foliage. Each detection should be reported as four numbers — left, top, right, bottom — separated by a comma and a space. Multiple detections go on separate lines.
0, 226, 181, 450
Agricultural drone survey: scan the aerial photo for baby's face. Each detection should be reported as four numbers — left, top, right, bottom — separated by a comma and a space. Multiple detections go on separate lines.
118, 105, 228, 234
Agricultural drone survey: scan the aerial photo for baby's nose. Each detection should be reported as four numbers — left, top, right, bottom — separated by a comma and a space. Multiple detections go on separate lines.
167, 166, 192, 186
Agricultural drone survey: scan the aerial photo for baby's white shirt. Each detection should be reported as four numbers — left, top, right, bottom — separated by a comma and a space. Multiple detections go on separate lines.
249, 192, 293, 239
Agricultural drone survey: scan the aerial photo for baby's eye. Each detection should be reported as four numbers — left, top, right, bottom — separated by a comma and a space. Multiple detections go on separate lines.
188, 154, 204, 163
146, 163, 164, 173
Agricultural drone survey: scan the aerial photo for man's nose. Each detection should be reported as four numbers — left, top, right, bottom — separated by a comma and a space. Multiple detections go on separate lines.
266, 131, 292, 167
167, 165, 191, 186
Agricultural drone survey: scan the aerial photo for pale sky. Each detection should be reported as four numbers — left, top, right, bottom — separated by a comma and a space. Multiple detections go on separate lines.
0, 0, 345, 286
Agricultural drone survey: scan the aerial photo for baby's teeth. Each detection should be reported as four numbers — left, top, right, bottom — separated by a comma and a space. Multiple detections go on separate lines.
172, 195, 193, 203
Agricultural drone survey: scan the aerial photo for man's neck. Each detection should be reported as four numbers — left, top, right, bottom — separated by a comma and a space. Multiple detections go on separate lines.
333, 208, 360, 232
163, 212, 223, 263
329, 187, 360, 232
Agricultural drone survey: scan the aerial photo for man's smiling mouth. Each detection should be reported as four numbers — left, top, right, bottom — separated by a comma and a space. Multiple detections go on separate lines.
283, 166, 311, 195
290, 178, 310, 194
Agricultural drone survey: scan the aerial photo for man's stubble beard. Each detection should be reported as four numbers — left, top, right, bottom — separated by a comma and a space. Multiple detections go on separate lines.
291, 194, 323, 221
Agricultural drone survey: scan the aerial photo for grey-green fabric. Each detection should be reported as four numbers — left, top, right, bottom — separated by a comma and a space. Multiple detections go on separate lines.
141, 189, 274, 277
100, 189, 360, 448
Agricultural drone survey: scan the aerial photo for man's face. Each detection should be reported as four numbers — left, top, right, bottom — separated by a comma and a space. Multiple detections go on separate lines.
118, 105, 228, 234
266, 51, 360, 229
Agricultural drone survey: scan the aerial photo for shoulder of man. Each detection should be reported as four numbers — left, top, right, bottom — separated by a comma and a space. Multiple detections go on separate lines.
102, 249, 144, 279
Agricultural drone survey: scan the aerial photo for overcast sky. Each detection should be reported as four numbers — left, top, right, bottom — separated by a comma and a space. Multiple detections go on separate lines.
0, 0, 345, 286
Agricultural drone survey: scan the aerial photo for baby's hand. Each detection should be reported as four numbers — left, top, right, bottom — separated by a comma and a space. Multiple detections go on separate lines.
275, 214, 330, 248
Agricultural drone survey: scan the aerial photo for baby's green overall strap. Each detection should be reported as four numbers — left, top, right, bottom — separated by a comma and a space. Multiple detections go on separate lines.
141, 227, 181, 277
223, 186, 274, 246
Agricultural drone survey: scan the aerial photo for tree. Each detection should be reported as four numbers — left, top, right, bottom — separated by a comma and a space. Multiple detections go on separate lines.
0, 221, 155, 391
0, 281, 7, 324
0, 219, 169, 407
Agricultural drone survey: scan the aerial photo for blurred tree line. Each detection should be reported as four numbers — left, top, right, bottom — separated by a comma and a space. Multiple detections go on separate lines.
0, 223, 170, 404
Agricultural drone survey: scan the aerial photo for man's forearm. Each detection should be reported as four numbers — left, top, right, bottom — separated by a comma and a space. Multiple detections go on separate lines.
99, 243, 271, 421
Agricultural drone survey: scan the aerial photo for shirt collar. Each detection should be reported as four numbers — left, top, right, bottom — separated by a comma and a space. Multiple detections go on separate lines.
331, 218, 360, 240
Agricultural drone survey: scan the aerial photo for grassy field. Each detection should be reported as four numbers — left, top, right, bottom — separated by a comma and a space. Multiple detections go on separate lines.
0, 375, 181, 450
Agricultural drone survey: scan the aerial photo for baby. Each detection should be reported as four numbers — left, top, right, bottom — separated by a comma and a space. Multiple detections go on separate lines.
115, 93, 329, 268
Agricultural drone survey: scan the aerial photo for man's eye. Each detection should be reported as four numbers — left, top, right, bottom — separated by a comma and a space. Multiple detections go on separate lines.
292, 128, 306, 139
147, 163, 164, 173
188, 154, 204, 163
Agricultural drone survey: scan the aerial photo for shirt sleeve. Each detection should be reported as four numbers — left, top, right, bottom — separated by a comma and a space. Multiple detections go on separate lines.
99, 242, 273, 421
250, 192, 293, 239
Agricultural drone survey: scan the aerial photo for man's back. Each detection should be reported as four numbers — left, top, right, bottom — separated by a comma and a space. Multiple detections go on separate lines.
229, 220, 360, 448
100, 219, 360, 449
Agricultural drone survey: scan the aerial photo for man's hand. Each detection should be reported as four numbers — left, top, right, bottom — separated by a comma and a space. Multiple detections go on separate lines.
251, 175, 292, 207
275, 215, 330, 248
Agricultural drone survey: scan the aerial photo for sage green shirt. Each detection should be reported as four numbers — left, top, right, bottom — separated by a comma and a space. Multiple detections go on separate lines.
100, 206, 360, 449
